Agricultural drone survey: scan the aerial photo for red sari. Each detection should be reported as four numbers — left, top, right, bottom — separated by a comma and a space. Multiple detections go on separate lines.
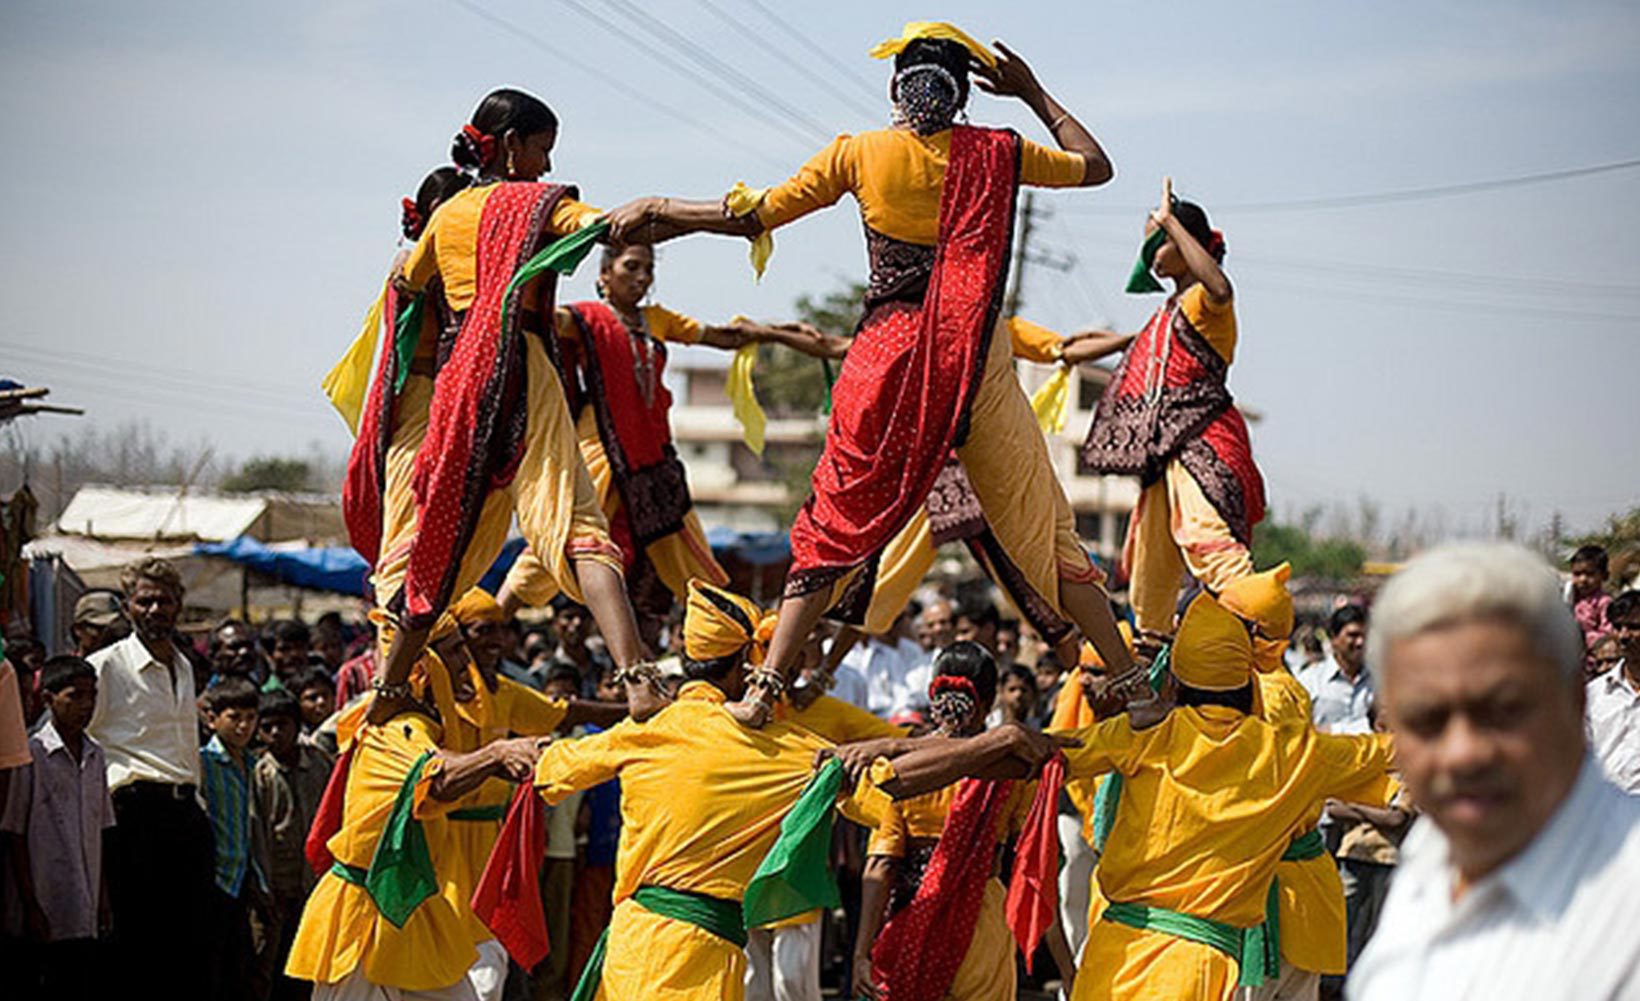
785, 126, 1021, 598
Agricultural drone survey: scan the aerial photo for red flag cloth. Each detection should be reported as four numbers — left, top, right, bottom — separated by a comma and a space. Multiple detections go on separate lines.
305, 745, 355, 876
1005, 754, 1066, 971
871, 777, 1013, 1001
783, 126, 1020, 599
398, 182, 573, 629
471, 781, 550, 969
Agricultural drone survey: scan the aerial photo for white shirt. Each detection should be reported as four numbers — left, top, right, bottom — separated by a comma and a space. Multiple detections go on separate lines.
1587, 663, 1640, 794
1297, 655, 1375, 733
839, 638, 923, 718
86, 632, 202, 791
1348, 758, 1640, 1001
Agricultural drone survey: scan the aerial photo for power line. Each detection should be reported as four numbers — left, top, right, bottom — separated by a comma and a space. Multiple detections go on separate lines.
552, 0, 822, 149
691, 0, 882, 121
1, 340, 316, 407
1058, 156, 1640, 215
732, 0, 885, 103
445, 0, 788, 170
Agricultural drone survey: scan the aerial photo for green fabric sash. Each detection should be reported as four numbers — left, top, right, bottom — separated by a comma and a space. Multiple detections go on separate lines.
1090, 646, 1172, 852
569, 885, 748, 1001
363, 751, 439, 928
498, 220, 610, 338
1103, 894, 1279, 988
1125, 227, 1168, 294
1282, 827, 1326, 862
330, 860, 368, 886
391, 294, 424, 395
448, 804, 507, 822
743, 757, 845, 927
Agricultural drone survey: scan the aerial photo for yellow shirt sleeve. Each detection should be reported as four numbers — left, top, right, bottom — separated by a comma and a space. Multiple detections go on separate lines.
1054, 716, 1143, 781
1007, 316, 1064, 364
400, 225, 439, 295
1310, 731, 1397, 802
867, 798, 910, 858
534, 722, 632, 806
1019, 138, 1087, 188
497, 677, 569, 736
1178, 282, 1238, 363
550, 196, 605, 237
643, 303, 703, 345
756, 135, 857, 232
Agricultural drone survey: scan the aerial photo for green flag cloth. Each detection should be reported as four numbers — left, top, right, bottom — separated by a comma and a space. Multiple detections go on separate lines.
498, 220, 610, 338
743, 757, 846, 928
364, 750, 439, 928
569, 885, 748, 1001
391, 294, 425, 396
1125, 227, 1168, 294
1090, 646, 1172, 852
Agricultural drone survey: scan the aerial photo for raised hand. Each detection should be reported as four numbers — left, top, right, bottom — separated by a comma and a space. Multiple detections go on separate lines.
1151, 176, 1176, 227
972, 40, 1043, 101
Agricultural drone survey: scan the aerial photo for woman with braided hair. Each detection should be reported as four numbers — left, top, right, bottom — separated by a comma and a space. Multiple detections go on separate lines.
607, 23, 1139, 725
854, 640, 1076, 1000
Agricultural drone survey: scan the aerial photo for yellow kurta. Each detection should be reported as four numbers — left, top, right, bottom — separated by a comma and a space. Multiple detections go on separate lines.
285, 713, 474, 991
1054, 708, 1395, 1001
533, 681, 877, 1001
865, 764, 1034, 1001
377, 182, 620, 614
503, 303, 728, 609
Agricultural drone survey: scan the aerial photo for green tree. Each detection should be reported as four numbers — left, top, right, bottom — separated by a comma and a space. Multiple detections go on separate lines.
222, 456, 312, 493
756, 282, 864, 417
1252, 508, 1366, 581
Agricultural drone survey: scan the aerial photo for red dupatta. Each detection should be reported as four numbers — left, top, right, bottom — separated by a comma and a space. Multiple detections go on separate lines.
342, 280, 403, 568
785, 126, 1020, 597
394, 183, 573, 629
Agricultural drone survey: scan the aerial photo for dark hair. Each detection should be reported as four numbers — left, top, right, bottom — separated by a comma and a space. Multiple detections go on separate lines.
404, 166, 472, 241
40, 655, 95, 694
1176, 681, 1254, 714
453, 88, 560, 172
894, 38, 972, 105
1171, 200, 1225, 264
258, 687, 301, 724
120, 556, 184, 602
1571, 545, 1610, 574
203, 676, 261, 713
682, 652, 741, 684
1610, 591, 1640, 626
295, 667, 335, 695
550, 595, 589, 615
932, 640, 998, 707
272, 620, 311, 647
543, 663, 582, 689
1002, 664, 1035, 691
956, 599, 999, 631
1328, 604, 1368, 636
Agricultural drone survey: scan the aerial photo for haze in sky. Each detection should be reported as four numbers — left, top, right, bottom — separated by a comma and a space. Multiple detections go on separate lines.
2, 0, 1636, 537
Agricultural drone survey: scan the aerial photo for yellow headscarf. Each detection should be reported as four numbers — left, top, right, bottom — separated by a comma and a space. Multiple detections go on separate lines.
449, 587, 505, 626
684, 579, 778, 666
1217, 564, 1294, 675
1171, 592, 1254, 692
869, 21, 998, 69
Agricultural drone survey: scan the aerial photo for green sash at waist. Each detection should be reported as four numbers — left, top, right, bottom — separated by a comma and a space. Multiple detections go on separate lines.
324, 751, 440, 929
448, 804, 507, 822
569, 885, 747, 1001
330, 860, 368, 886
1103, 890, 1281, 988
1282, 827, 1326, 862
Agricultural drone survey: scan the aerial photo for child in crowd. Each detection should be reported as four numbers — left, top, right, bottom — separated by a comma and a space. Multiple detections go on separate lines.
253, 688, 335, 1001
1569, 545, 1613, 669
993, 664, 1039, 727
1, 656, 115, 997
293, 667, 336, 737
200, 677, 268, 1001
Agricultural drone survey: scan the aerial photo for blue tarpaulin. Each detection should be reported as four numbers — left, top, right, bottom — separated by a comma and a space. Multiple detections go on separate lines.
705, 526, 791, 566
195, 535, 530, 598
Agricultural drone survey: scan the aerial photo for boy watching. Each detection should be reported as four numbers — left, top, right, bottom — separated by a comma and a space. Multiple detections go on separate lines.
293, 667, 336, 736
200, 676, 268, 1001
252, 688, 334, 1001
1, 656, 116, 996
1569, 544, 1613, 664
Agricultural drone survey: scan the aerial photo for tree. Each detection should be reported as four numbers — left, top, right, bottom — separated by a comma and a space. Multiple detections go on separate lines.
222, 456, 312, 493
1252, 507, 1367, 581
756, 282, 864, 417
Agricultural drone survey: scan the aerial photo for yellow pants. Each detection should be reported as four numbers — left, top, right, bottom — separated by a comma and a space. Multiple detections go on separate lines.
372, 334, 620, 615
504, 409, 727, 609
595, 896, 746, 1000
944, 878, 1017, 1001
1124, 460, 1253, 635
1074, 919, 1238, 1001
832, 326, 1102, 631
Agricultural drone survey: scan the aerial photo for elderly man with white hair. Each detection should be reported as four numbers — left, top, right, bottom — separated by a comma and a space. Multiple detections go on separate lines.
1348, 542, 1640, 1001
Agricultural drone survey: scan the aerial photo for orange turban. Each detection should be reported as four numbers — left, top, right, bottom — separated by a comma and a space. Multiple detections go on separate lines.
684, 580, 777, 666
450, 587, 505, 626
1217, 564, 1294, 675
1171, 593, 1254, 692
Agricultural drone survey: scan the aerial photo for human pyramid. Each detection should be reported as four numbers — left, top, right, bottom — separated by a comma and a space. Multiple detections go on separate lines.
295, 20, 1398, 1001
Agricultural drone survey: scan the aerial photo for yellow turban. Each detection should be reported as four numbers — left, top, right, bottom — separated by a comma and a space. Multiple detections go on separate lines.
1171, 593, 1254, 692
684, 580, 777, 666
450, 587, 505, 627
1217, 564, 1294, 674
869, 21, 998, 69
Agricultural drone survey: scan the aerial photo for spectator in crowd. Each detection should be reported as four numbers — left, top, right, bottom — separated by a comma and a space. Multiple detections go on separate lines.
1349, 543, 1640, 1001
71, 590, 129, 658
994, 616, 1021, 669
915, 598, 955, 652
1568, 544, 1613, 665
3, 627, 44, 727
332, 646, 375, 707
835, 622, 925, 718
501, 622, 556, 691
87, 557, 214, 996
252, 687, 333, 1001
209, 618, 266, 687
266, 619, 312, 692
992, 663, 1038, 727
199, 676, 267, 1001
550, 597, 612, 699
293, 667, 336, 738
311, 613, 348, 673
1030, 648, 1065, 728
1586, 590, 1640, 794
1325, 707, 1414, 971
0, 655, 115, 997
1588, 633, 1623, 681
953, 598, 1000, 656
1299, 604, 1374, 733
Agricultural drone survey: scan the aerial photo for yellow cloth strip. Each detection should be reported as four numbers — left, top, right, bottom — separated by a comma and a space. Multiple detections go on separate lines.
725, 182, 773, 280
727, 320, 767, 456
322, 287, 386, 435
868, 21, 997, 68
1030, 363, 1071, 434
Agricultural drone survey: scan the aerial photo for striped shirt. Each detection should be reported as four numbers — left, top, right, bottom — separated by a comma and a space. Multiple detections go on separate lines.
1348, 757, 1640, 1001
200, 736, 254, 897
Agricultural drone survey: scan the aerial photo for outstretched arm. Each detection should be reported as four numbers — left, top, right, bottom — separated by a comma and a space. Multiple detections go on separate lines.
1153, 176, 1232, 304
976, 41, 1113, 186
428, 736, 547, 802
866, 726, 1077, 800
1062, 329, 1136, 366
606, 197, 763, 245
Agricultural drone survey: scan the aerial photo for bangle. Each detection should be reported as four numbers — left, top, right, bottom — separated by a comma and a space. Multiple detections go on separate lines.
372, 678, 413, 701
614, 661, 662, 686
746, 666, 787, 701
1048, 112, 1071, 131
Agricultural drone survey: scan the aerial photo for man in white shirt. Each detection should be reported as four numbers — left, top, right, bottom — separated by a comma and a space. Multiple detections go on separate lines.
86, 558, 215, 996
1297, 604, 1374, 734
1349, 543, 1640, 1001
1586, 591, 1640, 794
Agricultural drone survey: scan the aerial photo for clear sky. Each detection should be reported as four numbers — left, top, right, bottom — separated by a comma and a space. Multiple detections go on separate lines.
2, 0, 1636, 537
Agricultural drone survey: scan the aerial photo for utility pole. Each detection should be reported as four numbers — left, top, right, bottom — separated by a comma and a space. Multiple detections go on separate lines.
1005, 191, 1039, 317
